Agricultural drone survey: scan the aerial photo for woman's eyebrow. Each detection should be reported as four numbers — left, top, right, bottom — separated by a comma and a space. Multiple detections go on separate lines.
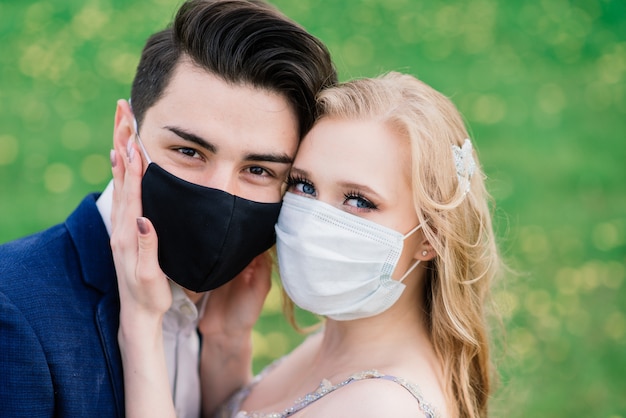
289, 167, 309, 177
337, 181, 384, 201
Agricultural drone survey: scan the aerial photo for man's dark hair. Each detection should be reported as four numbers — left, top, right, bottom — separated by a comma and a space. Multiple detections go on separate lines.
130, 0, 337, 137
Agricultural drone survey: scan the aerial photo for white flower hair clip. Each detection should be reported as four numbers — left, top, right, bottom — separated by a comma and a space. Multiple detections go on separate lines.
451, 138, 476, 196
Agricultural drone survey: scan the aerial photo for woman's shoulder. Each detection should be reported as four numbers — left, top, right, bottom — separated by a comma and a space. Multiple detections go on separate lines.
304, 370, 443, 418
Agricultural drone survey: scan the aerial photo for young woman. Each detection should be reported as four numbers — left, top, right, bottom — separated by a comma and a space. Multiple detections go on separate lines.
112, 72, 501, 418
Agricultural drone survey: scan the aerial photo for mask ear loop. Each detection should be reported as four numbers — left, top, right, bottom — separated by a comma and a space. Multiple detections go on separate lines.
132, 117, 153, 164
398, 260, 421, 283
404, 223, 422, 238
397, 223, 424, 283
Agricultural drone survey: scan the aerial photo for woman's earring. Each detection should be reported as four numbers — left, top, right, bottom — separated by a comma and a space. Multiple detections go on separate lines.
422, 250, 428, 257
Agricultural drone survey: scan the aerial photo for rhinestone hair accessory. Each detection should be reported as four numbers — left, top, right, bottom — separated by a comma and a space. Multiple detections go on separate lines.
452, 138, 476, 196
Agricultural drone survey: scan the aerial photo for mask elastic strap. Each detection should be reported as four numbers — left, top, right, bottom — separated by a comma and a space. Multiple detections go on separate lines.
132, 118, 153, 164
397, 223, 424, 283
398, 260, 421, 283
404, 223, 422, 238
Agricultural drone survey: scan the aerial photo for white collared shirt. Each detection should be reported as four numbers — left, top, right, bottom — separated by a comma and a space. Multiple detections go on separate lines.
97, 181, 204, 418
163, 281, 206, 418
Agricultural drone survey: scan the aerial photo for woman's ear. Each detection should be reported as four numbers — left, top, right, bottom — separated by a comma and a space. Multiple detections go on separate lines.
113, 99, 135, 152
415, 237, 437, 261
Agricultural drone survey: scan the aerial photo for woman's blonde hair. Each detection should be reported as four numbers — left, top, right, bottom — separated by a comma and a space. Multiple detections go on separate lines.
283, 72, 501, 418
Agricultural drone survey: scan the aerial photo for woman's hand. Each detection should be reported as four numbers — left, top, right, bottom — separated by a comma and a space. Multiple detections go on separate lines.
110, 140, 172, 330
110, 130, 175, 418
199, 251, 273, 416
199, 251, 272, 337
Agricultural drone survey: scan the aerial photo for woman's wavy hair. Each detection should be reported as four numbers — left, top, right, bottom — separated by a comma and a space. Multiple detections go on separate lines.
283, 72, 502, 418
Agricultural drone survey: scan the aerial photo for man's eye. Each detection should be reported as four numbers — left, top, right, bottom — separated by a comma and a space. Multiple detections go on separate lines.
248, 166, 269, 176
177, 148, 199, 158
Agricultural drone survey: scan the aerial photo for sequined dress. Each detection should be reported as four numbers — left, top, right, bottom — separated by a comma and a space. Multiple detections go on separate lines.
216, 361, 438, 418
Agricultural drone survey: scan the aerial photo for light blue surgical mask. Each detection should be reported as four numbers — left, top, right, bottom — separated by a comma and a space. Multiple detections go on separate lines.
276, 192, 422, 321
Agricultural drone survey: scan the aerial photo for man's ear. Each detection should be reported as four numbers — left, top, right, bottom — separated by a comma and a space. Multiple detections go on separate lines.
113, 99, 135, 152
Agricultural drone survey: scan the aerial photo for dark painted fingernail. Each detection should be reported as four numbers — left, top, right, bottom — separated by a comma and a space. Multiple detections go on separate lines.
136, 217, 149, 235
110, 149, 117, 167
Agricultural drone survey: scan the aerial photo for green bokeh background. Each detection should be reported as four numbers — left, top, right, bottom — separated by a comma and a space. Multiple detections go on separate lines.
1, 0, 624, 416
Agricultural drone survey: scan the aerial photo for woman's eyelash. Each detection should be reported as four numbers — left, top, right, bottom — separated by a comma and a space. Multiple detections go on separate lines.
285, 177, 377, 209
344, 190, 378, 210
286, 174, 310, 187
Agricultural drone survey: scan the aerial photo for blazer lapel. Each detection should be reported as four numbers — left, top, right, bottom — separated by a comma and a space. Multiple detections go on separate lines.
66, 194, 125, 416
96, 292, 124, 417
66, 193, 116, 294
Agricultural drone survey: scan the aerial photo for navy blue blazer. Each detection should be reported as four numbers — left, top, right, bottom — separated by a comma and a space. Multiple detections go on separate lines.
0, 194, 124, 417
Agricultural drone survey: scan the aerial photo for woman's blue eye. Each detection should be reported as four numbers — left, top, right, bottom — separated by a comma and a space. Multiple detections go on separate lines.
345, 193, 377, 210
295, 182, 316, 195
287, 175, 316, 196
347, 197, 371, 208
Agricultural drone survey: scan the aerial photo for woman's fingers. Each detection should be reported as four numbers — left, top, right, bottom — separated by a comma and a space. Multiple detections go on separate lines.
122, 139, 144, 219
112, 138, 144, 247
110, 148, 124, 228
111, 136, 147, 297
111, 139, 171, 315
135, 217, 172, 313
250, 252, 272, 290
199, 252, 273, 336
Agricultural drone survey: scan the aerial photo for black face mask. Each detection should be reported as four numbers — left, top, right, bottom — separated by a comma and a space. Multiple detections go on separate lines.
140, 162, 282, 292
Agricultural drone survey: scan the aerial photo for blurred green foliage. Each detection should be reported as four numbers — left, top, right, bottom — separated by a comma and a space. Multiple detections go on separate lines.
1, 0, 624, 416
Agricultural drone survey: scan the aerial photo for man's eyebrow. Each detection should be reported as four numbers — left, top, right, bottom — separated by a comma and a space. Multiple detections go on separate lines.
164, 126, 217, 153
165, 125, 293, 164
244, 152, 293, 164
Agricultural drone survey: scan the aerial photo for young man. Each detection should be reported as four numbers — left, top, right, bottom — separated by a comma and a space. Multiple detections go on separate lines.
0, 1, 336, 417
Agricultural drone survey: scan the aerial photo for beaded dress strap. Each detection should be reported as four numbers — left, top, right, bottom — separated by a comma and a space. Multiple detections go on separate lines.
235, 369, 437, 418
